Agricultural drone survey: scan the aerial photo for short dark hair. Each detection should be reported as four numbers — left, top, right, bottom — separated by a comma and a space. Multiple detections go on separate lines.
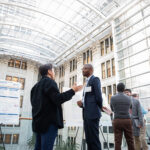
39, 63, 53, 76
117, 83, 125, 92
124, 89, 132, 93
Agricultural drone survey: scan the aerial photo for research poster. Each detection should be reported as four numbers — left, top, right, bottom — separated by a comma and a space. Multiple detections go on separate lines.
0, 80, 21, 125
63, 87, 83, 127
63, 87, 112, 127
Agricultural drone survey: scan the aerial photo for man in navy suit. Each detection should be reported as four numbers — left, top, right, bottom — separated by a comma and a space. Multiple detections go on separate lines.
77, 64, 103, 150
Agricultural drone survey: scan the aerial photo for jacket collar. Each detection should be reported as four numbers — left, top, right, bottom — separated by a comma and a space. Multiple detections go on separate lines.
87, 75, 94, 86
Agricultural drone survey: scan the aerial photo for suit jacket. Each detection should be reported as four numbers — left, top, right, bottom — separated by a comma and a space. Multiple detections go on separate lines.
131, 97, 143, 136
83, 75, 103, 119
30, 76, 75, 133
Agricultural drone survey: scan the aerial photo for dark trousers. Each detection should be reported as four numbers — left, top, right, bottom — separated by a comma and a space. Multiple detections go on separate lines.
34, 124, 58, 150
84, 118, 101, 150
113, 119, 135, 150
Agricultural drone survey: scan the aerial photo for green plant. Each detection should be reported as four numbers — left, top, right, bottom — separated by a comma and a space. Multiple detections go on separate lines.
55, 139, 80, 150
0, 146, 4, 150
27, 133, 36, 150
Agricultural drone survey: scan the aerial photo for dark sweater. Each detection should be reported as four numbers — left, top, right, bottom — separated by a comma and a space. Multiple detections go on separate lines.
30, 76, 75, 133
110, 92, 132, 119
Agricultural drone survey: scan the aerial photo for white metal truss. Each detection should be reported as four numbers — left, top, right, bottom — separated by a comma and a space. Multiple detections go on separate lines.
0, 47, 51, 64
0, 22, 69, 47
0, 2, 86, 36
76, 0, 106, 19
0, 36, 58, 57
55, 0, 140, 64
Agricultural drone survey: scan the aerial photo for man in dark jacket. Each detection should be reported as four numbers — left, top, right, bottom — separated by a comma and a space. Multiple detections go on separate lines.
31, 63, 82, 150
77, 64, 103, 150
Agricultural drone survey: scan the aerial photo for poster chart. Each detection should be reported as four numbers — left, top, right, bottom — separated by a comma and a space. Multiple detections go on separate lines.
0, 80, 21, 125
63, 87, 83, 127
63, 87, 112, 127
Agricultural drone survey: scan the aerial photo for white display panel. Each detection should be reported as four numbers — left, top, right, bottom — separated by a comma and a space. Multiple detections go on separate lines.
0, 80, 21, 125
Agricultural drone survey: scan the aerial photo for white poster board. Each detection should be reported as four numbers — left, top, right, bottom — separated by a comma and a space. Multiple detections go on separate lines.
101, 93, 112, 126
63, 87, 83, 127
63, 88, 112, 127
0, 80, 21, 125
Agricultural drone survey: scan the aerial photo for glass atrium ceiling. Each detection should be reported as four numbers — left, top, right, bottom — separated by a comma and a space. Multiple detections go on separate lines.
0, 0, 133, 64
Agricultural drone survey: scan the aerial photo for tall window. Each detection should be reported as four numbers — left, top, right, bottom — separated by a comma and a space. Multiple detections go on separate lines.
83, 52, 86, 65
59, 66, 65, 78
8, 59, 27, 70
113, 84, 116, 95
8, 59, 14, 67
107, 86, 112, 104
100, 35, 113, 56
4, 134, 12, 144
83, 49, 92, 64
21, 62, 27, 70
100, 41, 104, 56
101, 63, 106, 79
59, 81, 64, 93
102, 87, 106, 95
70, 61, 72, 72
106, 60, 111, 77
87, 50, 90, 63
110, 36, 113, 51
12, 134, 19, 144
70, 59, 77, 72
69, 75, 77, 87
15, 60, 21, 68
105, 38, 110, 54
112, 58, 115, 76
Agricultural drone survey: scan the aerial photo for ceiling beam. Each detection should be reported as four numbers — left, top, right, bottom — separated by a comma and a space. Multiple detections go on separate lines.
0, 36, 58, 57
0, 46, 51, 64
0, 22, 69, 47
0, 2, 86, 35
54, 0, 141, 63
76, 0, 106, 19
